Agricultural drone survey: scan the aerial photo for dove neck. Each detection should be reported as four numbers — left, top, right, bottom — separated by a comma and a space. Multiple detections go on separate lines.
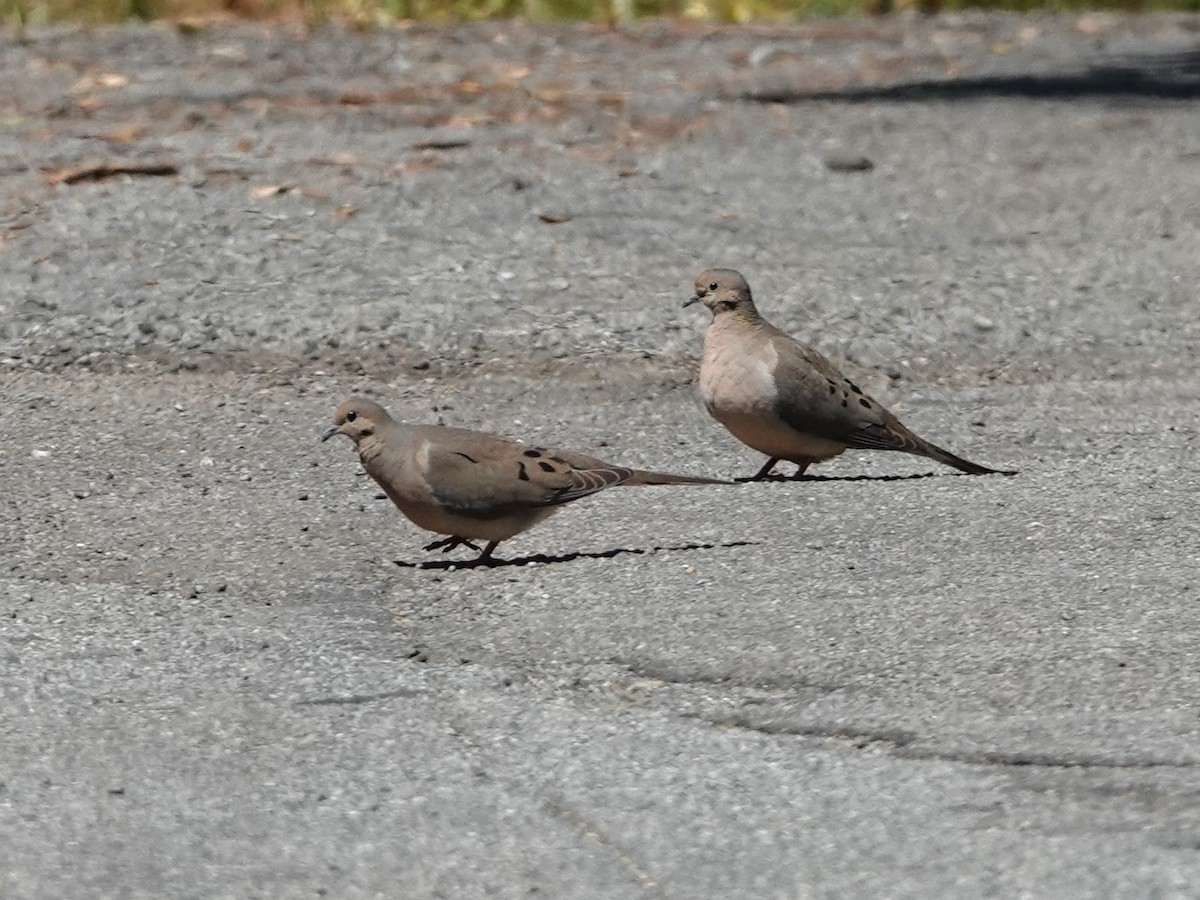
356, 431, 391, 466
715, 303, 766, 328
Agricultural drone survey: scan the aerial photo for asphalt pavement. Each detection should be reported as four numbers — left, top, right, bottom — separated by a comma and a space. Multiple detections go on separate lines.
2, 13, 1199, 899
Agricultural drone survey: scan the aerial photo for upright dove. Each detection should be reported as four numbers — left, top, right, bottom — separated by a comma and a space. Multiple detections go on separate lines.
321, 398, 727, 562
685, 268, 1015, 480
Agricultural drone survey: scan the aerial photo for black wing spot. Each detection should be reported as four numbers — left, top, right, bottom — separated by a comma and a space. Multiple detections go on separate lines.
841, 399, 848, 407
859, 398, 872, 409
517, 462, 530, 481
549, 455, 565, 463
828, 384, 836, 395
538, 461, 556, 473
847, 381, 863, 395
454, 452, 478, 463
522, 449, 541, 458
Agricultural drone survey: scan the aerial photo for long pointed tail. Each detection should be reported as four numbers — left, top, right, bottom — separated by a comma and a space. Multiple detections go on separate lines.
627, 469, 733, 486
912, 437, 1017, 476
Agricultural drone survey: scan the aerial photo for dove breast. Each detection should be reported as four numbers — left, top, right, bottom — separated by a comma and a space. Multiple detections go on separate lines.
699, 315, 846, 463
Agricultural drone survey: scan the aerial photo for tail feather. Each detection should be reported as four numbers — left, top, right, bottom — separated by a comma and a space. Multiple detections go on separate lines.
912, 437, 1017, 476
627, 469, 733, 486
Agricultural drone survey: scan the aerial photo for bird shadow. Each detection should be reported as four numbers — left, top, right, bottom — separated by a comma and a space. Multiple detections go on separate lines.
740, 471, 938, 483
742, 51, 1200, 103
393, 540, 760, 570
739, 470, 1016, 484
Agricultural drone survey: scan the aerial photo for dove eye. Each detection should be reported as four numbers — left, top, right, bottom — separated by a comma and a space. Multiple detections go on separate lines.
708, 282, 718, 291
346, 411, 358, 423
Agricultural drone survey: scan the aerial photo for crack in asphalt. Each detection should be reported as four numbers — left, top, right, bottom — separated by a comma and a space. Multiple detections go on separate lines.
700, 713, 1200, 771
442, 717, 675, 900
541, 793, 675, 900
295, 688, 422, 706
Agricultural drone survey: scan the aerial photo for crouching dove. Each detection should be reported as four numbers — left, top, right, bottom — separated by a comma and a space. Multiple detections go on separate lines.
684, 268, 1016, 481
321, 398, 727, 562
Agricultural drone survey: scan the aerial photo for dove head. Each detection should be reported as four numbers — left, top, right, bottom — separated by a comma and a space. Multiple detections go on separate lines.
684, 268, 758, 319
321, 398, 393, 444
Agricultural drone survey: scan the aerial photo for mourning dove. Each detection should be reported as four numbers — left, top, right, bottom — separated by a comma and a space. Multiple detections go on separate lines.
321, 397, 727, 562
685, 268, 1016, 480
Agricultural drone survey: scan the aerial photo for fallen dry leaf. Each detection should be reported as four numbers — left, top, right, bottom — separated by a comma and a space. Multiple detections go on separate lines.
43, 161, 178, 185
72, 72, 130, 93
338, 90, 377, 106
441, 113, 493, 129
249, 184, 290, 198
566, 145, 615, 164
98, 124, 149, 143
538, 213, 572, 224
402, 157, 453, 173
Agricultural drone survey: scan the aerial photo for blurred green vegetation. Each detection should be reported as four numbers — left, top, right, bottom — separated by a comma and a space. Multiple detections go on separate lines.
3, 0, 1199, 28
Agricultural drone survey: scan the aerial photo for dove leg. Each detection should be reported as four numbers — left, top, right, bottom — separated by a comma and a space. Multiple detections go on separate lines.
787, 460, 812, 480
744, 457, 781, 481
423, 536, 482, 555
476, 541, 500, 562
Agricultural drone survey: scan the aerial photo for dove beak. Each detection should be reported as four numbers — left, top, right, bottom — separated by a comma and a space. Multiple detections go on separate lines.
320, 425, 342, 443
683, 295, 701, 308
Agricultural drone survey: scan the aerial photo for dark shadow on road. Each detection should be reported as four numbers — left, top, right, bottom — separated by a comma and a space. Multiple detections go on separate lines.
744, 51, 1200, 103
393, 540, 760, 570
738, 470, 1016, 483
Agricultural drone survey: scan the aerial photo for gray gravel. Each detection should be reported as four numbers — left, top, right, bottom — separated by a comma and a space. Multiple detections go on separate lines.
2, 12, 1200, 899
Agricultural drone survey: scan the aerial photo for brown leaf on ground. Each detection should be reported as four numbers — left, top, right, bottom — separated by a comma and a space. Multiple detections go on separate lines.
538, 213, 572, 224
95, 124, 149, 143
71, 73, 129, 94
249, 184, 290, 198
566, 144, 615, 164
43, 161, 178, 185
402, 157, 453, 173
338, 90, 377, 106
